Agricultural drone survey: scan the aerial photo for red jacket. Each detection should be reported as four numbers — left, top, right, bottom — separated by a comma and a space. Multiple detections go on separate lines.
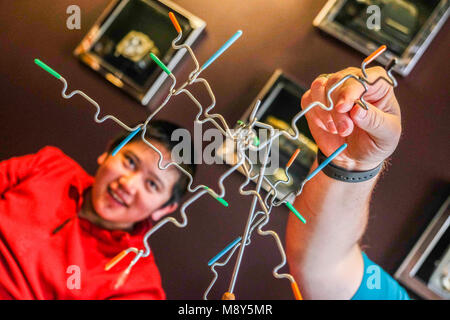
0, 146, 166, 299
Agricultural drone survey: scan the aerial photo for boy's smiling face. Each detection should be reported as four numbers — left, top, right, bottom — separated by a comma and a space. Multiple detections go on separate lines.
91, 140, 180, 229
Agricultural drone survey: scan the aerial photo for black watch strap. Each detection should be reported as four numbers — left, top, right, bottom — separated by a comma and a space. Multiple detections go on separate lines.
317, 149, 382, 183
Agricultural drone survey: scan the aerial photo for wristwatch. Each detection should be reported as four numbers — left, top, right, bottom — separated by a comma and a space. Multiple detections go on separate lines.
317, 148, 383, 183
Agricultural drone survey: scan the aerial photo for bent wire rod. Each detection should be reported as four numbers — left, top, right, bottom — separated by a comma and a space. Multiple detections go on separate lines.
226, 138, 274, 296
34, 59, 141, 134
35, 10, 398, 298
203, 159, 298, 300
203, 210, 266, 300
207, 144, 347, 299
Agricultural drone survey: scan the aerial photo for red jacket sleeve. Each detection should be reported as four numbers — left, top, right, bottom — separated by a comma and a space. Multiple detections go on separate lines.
0, 146, 64, 196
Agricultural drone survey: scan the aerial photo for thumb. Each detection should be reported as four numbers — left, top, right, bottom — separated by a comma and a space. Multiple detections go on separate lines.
350, 102, 400, 145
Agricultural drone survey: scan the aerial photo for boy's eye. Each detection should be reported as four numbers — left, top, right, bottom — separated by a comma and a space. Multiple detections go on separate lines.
147, 180, 158, 191
124, 155, 136, 168
123, 154, 158, 191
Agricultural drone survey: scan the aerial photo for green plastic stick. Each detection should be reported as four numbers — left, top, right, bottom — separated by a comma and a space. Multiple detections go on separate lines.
34, 59, 61, 79
149, 53, 171, 75
285, 202, 306, 224
204, 186, 229, 207
216, 197, 229, 208
253, 136, 260, 146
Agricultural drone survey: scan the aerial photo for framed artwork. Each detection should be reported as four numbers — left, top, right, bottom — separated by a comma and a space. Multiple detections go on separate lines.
74, 0, 206, 106
217, 70, 316, 202
314, 0, 449, 76
395, 195, 450, 300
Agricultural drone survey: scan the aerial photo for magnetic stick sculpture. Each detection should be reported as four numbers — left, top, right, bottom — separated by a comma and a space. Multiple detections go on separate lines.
34, 11, 398, 300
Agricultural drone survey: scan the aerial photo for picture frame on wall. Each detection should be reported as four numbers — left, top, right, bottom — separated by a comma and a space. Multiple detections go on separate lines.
395, 195, 450, 300
216, 70, 316, 203
313, 0, 449, 76
73, 0, 206, 107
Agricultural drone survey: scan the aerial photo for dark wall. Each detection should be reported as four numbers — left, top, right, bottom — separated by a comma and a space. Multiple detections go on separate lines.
0, 0, 449, 299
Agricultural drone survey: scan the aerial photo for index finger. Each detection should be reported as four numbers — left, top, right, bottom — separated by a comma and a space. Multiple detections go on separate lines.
326, 66, 396, 114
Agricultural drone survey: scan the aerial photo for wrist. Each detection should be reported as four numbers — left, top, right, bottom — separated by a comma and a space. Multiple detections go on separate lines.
296, 158, 377, 213
330, 157, 384, 172
317, 149, 384, 183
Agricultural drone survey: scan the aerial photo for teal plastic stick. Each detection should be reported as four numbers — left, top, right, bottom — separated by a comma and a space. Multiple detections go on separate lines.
111, 127, 141, 156
285, 202, 306, 224
306, 143, 348, 181
149, 53, 171, 75
201, 30, 242, 71
34, 59, 61, 79
208, 237, 242, 266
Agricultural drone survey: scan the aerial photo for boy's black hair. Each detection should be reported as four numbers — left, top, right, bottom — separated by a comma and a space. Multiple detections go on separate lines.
107, 120, 196, 208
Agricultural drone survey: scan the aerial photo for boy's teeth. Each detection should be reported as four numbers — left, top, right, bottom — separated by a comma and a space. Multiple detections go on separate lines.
110, 188, 125, 206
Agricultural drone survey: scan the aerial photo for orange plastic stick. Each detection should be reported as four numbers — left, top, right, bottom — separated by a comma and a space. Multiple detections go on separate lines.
169, 12, 182, 34
364, 45, 386, 65
222, 292, 236, 300
291, 281, 303, 300
105, 250, 128, 271
286, 148, 301, 168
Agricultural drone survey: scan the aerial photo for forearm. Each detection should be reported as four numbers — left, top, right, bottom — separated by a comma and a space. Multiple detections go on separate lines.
286, 159, 381, 298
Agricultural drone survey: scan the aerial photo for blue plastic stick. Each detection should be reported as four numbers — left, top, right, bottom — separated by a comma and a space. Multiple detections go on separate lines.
306, 143, 348, 181
208, 236, 242, 266
201, 30, 243, 71
112, 127, 142, 156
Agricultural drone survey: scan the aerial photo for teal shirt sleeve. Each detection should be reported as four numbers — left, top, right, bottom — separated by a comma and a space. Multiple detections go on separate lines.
351, 252, 410, 300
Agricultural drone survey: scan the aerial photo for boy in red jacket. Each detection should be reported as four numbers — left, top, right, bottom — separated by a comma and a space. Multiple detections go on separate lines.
0, 120, 195, 299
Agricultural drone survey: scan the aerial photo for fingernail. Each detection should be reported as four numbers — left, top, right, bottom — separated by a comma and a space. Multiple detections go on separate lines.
337, 121, 348, 134
326, 121, 337, 134
336, 98, 345, 110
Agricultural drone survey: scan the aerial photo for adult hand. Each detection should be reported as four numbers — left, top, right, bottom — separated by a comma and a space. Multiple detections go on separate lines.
301, 66, 402, 171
